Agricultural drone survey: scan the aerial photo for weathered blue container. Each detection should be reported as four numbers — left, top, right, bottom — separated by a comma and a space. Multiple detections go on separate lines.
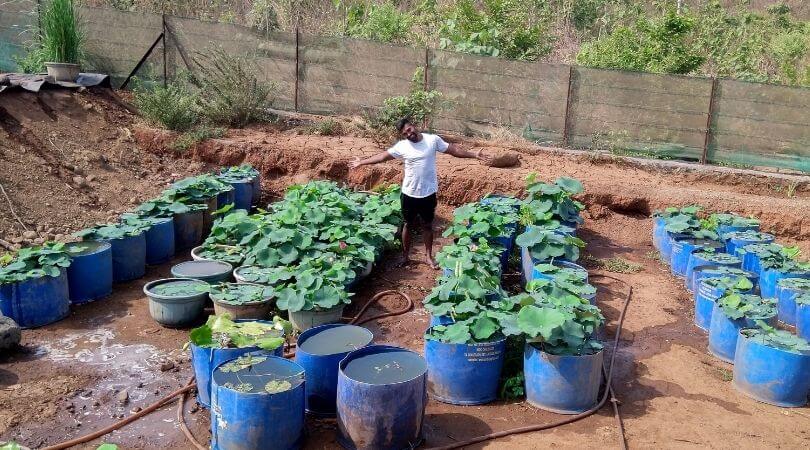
144, 217, 175, 265
717, 224, 759, 239
686, 254, 741, 293
216, 188, 235, 210
732, 331, 810, 407
230, 179, 254, 211
670, 238, 724, 278
797, 303, 810, 341
775, 281, 810, 326
708, 304, 774, 363
66, 241, 113, 304
660, 232, 689, 263
726, 233, 774, 256
652, 217, 666, 250
191, 328, 285, 408
429, 315, 455, 327
0, 269, 70, 328
740, 250, 764, 274
694, 277, 755, 331
424, 333, 506, 405
336, 345, 428, 450
295, 324, 373, 416
690, 266, 758, 296
173, 210, 204, 250
524, 343, 603, 414
103, 232, 147, 282
761, 268, 810, 300
251, 174, 261, 205
211, 354, 306, 450
520, 246, 578, 284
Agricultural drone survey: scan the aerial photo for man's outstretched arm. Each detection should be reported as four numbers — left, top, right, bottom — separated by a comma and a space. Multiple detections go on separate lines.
349, 151, 395, 169
444, 143, 492, 164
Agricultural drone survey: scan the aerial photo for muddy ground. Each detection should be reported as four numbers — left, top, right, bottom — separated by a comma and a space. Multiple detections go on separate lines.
1, 89, 810, 449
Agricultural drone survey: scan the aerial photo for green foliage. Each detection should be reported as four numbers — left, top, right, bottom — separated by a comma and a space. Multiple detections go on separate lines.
425, 313, 502, 344
723, 230, 773, 243
702, 275, 754, 293
662, 211, 719, 240
438, 0, 552, 60
306, 119, 344, 136
96, 445, 118, 450
743, 326, 810, 354
706, 213, 760, 231
194, 243, 245, 265
436, 236, 503, 277
188, 314, 287, 350
132, 81, 200, 131
716, 293, 776, 321
74, 221, 151, 241
191, 46, 276, 127
692, 249, 740, 265
515, 227, 585, 262
777, 277, 810, 291
133, 196, 209, 219
346, 1, 413, 43
526, 264, 596, 298
0, 242, 72, 285
12, 44, 45, 73
512, 290, 604, 355
149, 279, 208, 297
795, 292, 810, 306
589, 256, 643, 274
521, 174, 584, 226
369, 68, 442, 131
577, 9, 704, 74
220, 354, 267, 372
40, 0, 84, 64
210, 282, 274, 305
164, 174, 232, 204
443, 202, 518, 240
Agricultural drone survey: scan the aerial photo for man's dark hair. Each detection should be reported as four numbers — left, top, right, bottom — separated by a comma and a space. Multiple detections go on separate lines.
395, 117, 412, 132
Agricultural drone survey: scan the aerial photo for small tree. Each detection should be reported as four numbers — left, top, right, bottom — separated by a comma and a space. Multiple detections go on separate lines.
369, 67, 442, 133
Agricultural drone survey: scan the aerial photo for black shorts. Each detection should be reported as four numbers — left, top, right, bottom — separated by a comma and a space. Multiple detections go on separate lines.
401, 193, 437, 226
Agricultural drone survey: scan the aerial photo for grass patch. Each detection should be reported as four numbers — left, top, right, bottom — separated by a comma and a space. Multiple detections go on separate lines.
717, 368, 733, 382
171, 126, 225, 152
305, 119, 344, 136
587, 255, 643, 274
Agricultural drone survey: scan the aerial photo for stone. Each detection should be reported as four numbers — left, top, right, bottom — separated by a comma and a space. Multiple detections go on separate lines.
86, 174, 96, 182
72, 176, 87, 187
0, 316, 22, 350
54, 234, 65, 241
159, 361, 174, 372
22, 230, 37, 240
116, 389, 129, 405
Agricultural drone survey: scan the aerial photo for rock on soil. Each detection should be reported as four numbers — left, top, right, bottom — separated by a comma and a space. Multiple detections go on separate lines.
0, 316, 21, 350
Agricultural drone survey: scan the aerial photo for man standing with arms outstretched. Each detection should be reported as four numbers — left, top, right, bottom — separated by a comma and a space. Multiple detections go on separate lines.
349, 118, 490, 269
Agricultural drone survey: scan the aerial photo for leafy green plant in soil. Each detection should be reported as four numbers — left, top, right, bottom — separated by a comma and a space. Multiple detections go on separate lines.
219, 164, 260, 183
236, 266, 295, 286
652, 205, 702, 220
149, 279, 208, 297
526, 265, 596, 298
723, 230, 773, 242
443, 202, 518, 240
742, 327, 810, 354
368, 68, 442, 134
164, 174, 233, 204
189, 314, 288, 351
777, 278, 810, 292
702, 276, 754, 293
521, 173, 584, 226
425, 313, 502, 344
795, 293, 810, 306
133, 196, 209, 220
40, 0, 84, 64
436, 236, 502, 277
706, 213, 760, 231
515, 227, 585, 262
195, 243, 245, 265
74, 220, 151, 241
716, 293, 777, 321
274, 277, 352, 313
692, 249, 740, 265
0, 242, 72, 285
133, 81, 200, 132
210, 283, 274, 305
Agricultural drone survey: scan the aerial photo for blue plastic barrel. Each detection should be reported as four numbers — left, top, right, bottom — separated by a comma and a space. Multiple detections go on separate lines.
660, 232, 689, 263
251, 174, 261, 205
103, 232, 147, 282
524, 343, 603, 414
230, 179, 253, 211
429, 315, 455, 327
761, 268, 810, 300
708, 303, 773, 363
532, 260, 589, 284
652, 217, 666, 250
740, 250, 764, 274
216, 188, 235, 210
211, 354, 305, 450
732, 331, 810, 407
726, 233, 774, 256
686, 254, 741, 293
191, 332, 284, 408
670, 239, 724, 278
295, 324, 373, 416
424, 333, 506, 405
797, 303, 810, 341
717, 224, 759, 239
173, 210, 204, 250
66, 241, 112, 304
145, 217, 175, 265
336, 345, 428, 449
521, 247, 577, 284
694, 281, 722, 331
0, 269, 70, 328
776, 281, 810, 326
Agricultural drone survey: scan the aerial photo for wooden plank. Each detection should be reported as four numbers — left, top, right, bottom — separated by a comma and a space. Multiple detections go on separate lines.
713, 115, 809, 145
432, 69, 568, 101
430, 49, 568, 80
575, 66, 712, 96
424, 85, 566, 116
570, 118, 707, 148
718, 78, 810, 107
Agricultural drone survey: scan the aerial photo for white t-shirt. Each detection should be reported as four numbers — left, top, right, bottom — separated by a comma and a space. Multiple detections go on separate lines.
387, 133, 449, 198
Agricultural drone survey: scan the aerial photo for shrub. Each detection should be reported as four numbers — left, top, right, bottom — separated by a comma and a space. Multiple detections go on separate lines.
576, 10, 704, 74
171, 126, 226, 152
191, 47, 276, 128
306, 119, 343, 136
346, 1, 414, 43
438, 0, 553, 60
132, 81, 199, 131
368, 68, 442, 132
40, 0, 84, 64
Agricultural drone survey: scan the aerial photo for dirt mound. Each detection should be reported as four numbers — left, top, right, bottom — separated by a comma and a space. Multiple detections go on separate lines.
135, 125, 810, 251
0, 89, 199, 247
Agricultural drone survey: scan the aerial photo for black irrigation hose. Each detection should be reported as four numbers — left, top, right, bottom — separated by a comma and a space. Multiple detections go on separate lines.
426, 273, 632, 450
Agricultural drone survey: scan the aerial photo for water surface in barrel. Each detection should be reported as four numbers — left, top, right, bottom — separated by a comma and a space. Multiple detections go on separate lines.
343, 350, 426, 385
299, 326, 372, 356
